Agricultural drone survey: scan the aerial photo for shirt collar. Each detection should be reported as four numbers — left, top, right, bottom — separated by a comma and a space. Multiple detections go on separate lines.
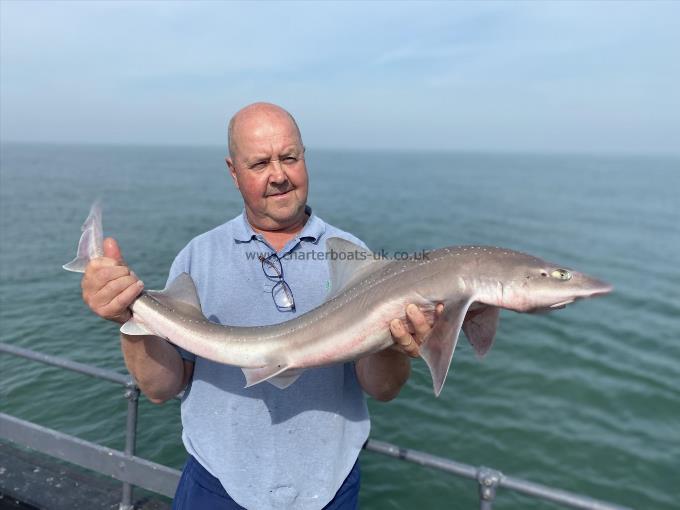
233, 205, 325, 245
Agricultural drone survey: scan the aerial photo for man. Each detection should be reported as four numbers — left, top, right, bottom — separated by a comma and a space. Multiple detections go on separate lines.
81, 103, 440, 509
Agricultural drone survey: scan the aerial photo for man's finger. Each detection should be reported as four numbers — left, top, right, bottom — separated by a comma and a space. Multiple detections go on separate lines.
97, 275, 142, 308
390, 318, 405, 338
99, 278, 144, 322
86, 256, 121, 272
90, 266, 133, 289
103, 237, 125, 264
389, 319, 420, 358
406, 304, 430, 344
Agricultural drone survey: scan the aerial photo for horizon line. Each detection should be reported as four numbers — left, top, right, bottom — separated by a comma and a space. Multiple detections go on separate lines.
1, 139, 679, 159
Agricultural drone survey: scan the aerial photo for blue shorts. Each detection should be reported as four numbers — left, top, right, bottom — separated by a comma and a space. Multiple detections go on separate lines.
171, 455, 360, 509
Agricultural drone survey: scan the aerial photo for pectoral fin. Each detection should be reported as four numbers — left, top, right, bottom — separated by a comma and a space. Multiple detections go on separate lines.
462, 305, 500, 358
419, 299, 472, 397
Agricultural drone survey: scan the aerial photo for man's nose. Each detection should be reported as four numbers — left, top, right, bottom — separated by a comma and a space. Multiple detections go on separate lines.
268, 160, 287, 184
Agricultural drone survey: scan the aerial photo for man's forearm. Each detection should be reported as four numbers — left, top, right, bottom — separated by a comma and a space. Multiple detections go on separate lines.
356, 349, 411, 402
120, 334, 189, 404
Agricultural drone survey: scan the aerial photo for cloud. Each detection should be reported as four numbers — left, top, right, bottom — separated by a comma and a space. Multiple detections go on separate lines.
1, 1, 679, 153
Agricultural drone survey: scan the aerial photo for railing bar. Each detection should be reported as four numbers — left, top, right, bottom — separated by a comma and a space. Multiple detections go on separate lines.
0, 342, 130, 386
1, 343, 633, 510
363, 439, 632, 510
501, 475, 630, 510
0, 412, 180, 497
364, 439, 477, 479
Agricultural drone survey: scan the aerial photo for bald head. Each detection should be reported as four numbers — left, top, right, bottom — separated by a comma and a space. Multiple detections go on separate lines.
228, 102, 303, 159
224, 102, 309, 236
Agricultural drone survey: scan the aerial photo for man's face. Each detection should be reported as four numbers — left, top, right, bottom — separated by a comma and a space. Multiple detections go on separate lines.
226, 110, 309, 231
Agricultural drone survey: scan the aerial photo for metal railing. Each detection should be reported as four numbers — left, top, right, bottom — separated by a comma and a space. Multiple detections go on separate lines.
0, 342, 631, 510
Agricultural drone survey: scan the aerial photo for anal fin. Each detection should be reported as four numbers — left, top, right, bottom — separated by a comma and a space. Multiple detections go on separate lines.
120, 318, 154, 336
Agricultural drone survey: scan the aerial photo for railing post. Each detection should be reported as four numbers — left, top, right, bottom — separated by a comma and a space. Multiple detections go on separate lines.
477, 466, 502, 510
120, 382, 140, 510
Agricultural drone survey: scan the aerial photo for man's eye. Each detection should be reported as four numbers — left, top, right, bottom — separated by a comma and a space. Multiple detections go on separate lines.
251, 161, 268, 170
282, 156, 298, 164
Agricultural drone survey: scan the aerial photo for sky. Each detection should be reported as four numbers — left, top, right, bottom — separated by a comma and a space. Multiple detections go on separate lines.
1, 1, 679, 154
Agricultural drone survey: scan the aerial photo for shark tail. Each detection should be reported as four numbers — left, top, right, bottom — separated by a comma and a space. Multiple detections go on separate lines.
63, 201, 104, 273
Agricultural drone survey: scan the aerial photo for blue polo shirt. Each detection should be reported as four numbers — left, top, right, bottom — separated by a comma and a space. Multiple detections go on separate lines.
166, 207, 370, 510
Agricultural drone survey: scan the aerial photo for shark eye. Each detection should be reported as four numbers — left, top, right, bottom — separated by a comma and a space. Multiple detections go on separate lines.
551, 269, 572, 280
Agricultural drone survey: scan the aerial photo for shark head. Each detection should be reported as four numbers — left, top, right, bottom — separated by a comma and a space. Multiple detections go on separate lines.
418, 246, 613, 397
501, 256, 613, 312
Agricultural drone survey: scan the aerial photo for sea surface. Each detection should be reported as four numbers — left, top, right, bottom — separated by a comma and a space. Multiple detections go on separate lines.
0, 143, 678, 509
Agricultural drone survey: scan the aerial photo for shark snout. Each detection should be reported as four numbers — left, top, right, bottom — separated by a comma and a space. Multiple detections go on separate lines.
577, 275, 613, 299
526, 272, 612, 312
549, 276, 612, 309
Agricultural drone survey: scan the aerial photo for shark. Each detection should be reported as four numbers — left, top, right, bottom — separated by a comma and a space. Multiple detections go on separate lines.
65, 203, 612, 396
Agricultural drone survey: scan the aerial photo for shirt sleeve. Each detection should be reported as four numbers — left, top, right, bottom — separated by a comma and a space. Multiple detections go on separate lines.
165, 249, 197, 363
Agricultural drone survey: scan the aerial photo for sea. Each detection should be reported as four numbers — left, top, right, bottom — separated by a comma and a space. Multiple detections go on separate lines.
0, 142, 678, 509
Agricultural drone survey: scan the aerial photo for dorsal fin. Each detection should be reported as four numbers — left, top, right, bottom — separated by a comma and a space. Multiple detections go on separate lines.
326, 237, 389, 299
146, 273, 205, 320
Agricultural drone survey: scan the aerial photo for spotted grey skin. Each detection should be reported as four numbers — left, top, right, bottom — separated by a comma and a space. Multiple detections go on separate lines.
65, 203, 612, 396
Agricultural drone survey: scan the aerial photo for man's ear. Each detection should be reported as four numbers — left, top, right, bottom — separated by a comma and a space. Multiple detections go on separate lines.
226, 157, 240, 189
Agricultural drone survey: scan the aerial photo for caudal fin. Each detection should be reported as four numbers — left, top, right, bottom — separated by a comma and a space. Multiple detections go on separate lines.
63, 202, 104, 273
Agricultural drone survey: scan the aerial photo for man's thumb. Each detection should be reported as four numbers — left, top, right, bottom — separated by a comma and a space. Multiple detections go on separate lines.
103, 237, 125, 263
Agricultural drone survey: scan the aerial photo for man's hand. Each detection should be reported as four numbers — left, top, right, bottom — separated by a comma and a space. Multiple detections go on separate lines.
81, 237, 144, 324
356, 302, 444, 401
81, 239, 191, 404
389, 303, 444, 357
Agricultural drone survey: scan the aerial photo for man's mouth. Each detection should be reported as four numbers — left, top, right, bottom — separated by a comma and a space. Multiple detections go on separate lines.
267, 188, 293, 197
